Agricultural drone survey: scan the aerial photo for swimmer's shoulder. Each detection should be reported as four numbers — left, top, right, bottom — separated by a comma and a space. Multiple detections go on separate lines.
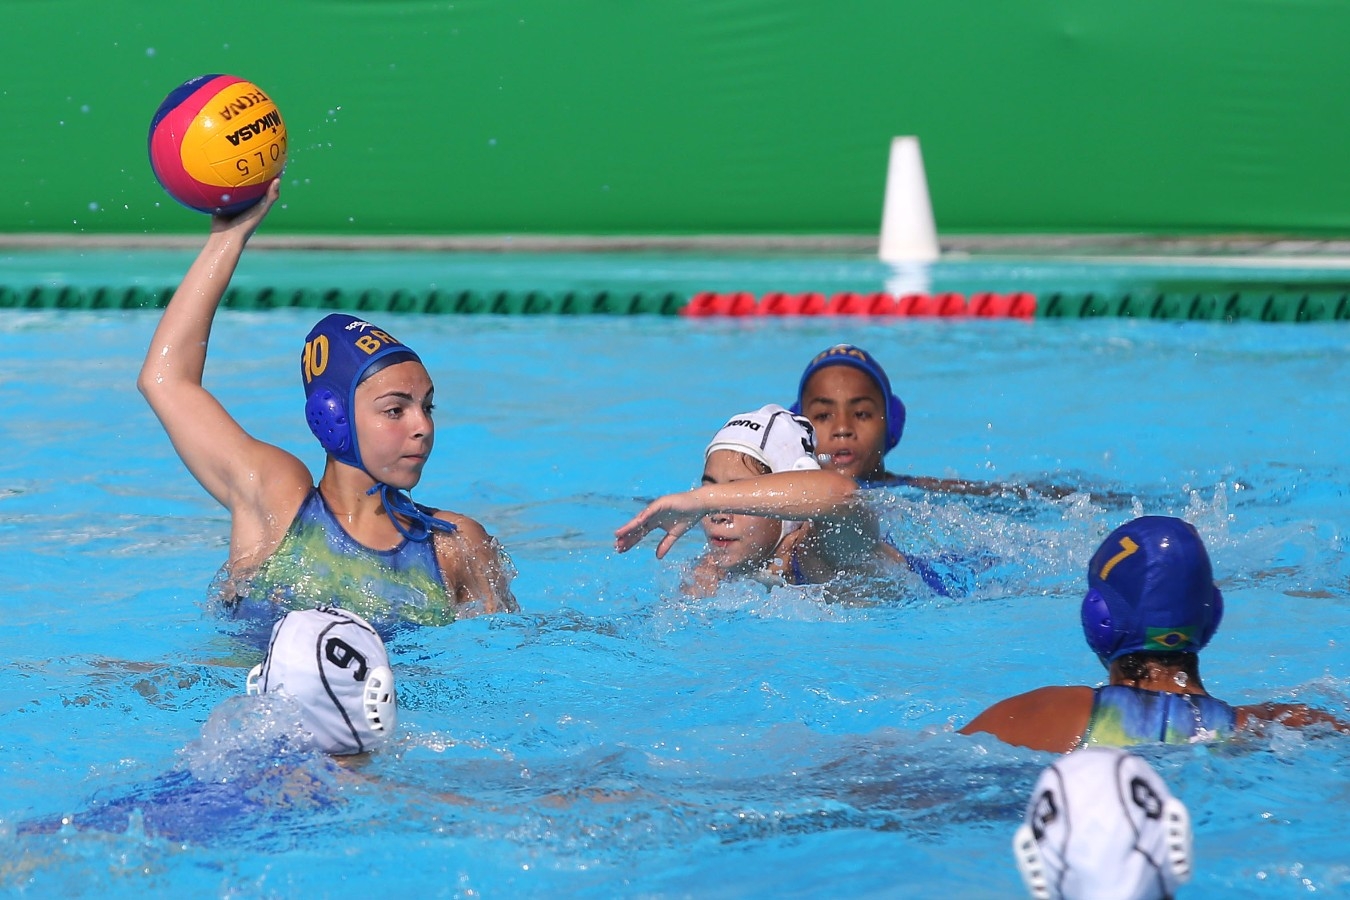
959, 685, 1095, 752
428, 507, 484, 536
428, 510, 498, 565
429, 510, 519, 613
858, 470, 910, 489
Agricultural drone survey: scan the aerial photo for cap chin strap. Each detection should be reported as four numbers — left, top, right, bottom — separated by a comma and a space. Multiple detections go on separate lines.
367, 482, 458, 542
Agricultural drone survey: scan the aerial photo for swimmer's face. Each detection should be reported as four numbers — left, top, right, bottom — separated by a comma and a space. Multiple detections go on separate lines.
699, 450, 782, 574
353, 360, 435, 489
800, 365, 888, 481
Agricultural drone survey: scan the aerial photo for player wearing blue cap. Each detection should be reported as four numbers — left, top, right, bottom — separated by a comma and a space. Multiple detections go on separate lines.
960, 516, 1347, 751
138, 180, 516, 626
792, 344, 1128, 505
791, 344, 909, 486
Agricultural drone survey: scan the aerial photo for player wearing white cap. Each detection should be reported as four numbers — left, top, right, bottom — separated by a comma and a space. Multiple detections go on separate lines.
614, 404, 904, 596
1014, 747, 1192, 900
248, 606, 398, 756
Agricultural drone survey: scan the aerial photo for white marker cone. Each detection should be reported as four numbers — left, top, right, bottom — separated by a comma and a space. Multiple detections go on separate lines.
878, 136, 939, 264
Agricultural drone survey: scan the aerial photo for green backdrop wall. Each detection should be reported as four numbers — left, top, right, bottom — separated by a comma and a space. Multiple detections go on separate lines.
4, 0, 1349, 237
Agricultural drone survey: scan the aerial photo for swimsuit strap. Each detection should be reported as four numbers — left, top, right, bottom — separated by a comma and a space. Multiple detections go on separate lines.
788, 541, 807, 585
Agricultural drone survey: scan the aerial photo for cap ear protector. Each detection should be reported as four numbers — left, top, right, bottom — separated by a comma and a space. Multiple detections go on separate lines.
790, 344, 906, 451
362, 664, 398, 736
883, 393, 906, 451
1013, 788, 1058, 900
304, 387, 352, 461
246, 662, 263, 696
1082, 585, 1225, 665
1161, 798, 1194, 885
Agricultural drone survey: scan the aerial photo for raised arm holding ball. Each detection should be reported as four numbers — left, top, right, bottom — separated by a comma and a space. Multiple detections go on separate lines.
137, 180, 517, 628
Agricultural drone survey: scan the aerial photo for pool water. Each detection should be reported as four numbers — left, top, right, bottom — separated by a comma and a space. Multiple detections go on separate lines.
0, 284, 1348, 896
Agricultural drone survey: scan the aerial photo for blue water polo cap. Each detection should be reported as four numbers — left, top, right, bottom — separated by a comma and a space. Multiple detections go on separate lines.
790, 344, 906, 451
301, 314, 421, 470
1081, 516, 1224, 666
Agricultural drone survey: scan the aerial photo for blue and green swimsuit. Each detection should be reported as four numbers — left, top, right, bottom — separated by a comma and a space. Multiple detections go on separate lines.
230, 487, 456, 628
1082, 685, 1238, 746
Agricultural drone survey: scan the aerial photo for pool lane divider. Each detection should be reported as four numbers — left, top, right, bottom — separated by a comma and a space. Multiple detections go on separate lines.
0, 285, 687, 315
1037, 289, 1350, 322
681, 289, 1350, 321
680, 291, 1034, 317
1, 285, 1347, 321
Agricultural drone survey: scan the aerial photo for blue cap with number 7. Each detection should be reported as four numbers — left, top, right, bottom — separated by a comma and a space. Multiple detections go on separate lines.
1081, 516, 1225, 665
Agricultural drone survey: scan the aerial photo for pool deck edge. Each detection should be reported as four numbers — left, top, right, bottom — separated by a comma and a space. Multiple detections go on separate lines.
4, 231, 1350, 265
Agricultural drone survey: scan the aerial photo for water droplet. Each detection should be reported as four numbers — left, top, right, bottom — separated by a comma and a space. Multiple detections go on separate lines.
146, 47, 156, 56
488, 138, 497, 147
80, 105, 90, 114
88, 202, 99, 211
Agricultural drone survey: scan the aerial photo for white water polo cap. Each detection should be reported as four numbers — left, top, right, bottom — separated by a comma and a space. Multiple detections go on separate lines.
705, 404, 821, 474
1014, 747, 1192, 900
246, 606, 398, 755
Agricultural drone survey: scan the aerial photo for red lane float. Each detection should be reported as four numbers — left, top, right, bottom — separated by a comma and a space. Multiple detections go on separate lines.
752, 292, 827, 316
681, 290, 1038, 318
681, 291, 757, 316
826, 292, 899, 315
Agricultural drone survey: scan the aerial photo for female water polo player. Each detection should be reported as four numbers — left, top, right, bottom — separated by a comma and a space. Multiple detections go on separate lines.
960, 516, 1348, 751
138, 180, 516, 626
16, 607, 397, 847
791, 344, 907, 487
614, 404, 908, 597
792, 343, 1128, 505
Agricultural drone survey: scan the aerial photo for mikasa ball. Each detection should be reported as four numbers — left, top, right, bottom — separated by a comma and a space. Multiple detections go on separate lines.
148, 74, 287, 214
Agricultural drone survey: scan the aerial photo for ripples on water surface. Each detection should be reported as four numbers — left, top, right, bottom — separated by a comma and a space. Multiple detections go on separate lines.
0, 303, 1347, 897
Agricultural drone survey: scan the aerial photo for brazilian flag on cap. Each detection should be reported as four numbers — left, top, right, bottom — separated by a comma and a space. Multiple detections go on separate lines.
1144, 626, 1196, 653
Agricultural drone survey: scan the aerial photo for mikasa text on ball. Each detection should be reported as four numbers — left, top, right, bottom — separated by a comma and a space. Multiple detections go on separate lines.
148, 74, 287, 215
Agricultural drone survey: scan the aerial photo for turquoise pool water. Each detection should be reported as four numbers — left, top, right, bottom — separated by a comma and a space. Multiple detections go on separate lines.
0, 255, 1347, 897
